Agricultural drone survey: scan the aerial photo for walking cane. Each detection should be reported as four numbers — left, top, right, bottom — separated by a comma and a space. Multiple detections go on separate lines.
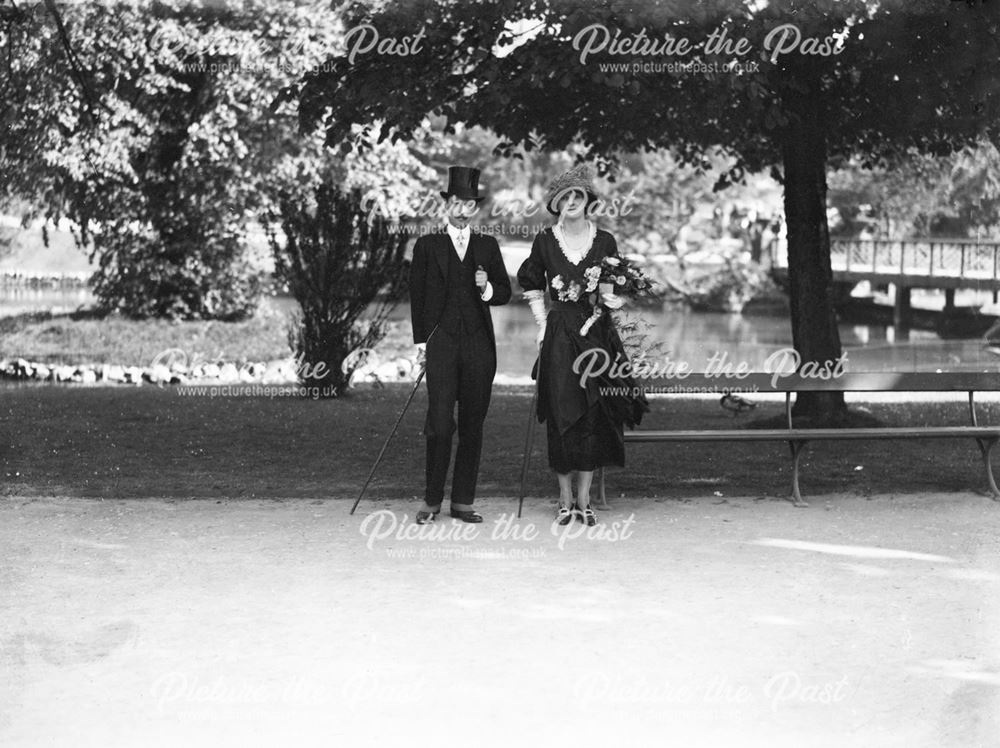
350, 326, 437, 515
517, 361, 539, 518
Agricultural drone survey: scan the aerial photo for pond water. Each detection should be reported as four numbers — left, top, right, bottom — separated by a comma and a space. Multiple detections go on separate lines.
490, 302, 1000, 375
3, 286, 999, 375
0, 286, 96, 317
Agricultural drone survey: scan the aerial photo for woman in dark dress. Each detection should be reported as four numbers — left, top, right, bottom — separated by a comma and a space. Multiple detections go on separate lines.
517, 165, 647, 526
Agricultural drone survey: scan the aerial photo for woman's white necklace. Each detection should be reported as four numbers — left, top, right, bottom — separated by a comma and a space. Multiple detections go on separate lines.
553, 221, 595, 264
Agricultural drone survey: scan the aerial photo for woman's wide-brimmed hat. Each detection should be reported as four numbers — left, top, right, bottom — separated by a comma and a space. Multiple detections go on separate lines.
440, 165, 486, 202
544, 164, 599, 215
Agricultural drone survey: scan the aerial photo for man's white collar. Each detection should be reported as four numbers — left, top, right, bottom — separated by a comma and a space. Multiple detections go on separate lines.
446, 223, 470, 240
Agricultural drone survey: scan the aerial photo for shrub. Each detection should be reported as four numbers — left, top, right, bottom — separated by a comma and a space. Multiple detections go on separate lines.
268, 185, 409, 394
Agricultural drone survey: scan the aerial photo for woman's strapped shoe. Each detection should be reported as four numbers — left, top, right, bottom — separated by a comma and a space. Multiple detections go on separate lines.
556, 505, 574, 526
578, 506, 597, 526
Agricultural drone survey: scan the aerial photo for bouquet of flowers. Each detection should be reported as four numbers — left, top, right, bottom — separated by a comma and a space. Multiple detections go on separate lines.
577, 255, 655, 335
594, 255, 655, 297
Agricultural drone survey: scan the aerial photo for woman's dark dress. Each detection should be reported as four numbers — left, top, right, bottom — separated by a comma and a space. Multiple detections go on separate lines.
517, 226, 648, 473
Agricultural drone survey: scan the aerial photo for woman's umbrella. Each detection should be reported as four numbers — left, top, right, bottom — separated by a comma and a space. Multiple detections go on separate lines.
517, 375, 538, 519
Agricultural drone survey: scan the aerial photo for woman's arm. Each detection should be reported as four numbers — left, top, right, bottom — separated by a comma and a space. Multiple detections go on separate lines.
518, 233, 549, 349
517, 232, 547, 293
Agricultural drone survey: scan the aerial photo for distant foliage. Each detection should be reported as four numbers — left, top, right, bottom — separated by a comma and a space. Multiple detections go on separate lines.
828, 140, 1000, 239
1, 1, 343, 319
268, 186, 409, 394
1, 0, 458, 319
90, 203, 261, 320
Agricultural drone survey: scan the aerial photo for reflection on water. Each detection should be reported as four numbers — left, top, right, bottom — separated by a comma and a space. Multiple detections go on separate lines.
493, 303, 1000, 375
0, 287, 304, 319
3, 287, 999, 374
0, 286, 95, 317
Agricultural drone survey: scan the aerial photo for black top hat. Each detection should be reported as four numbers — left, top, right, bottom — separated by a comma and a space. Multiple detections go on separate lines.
440, 166, 485, 202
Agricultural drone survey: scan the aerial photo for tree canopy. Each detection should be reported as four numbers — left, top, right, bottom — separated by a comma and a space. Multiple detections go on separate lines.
296, 0, 1000, 418
0, 0, 440, 318
298, 0, 999, 171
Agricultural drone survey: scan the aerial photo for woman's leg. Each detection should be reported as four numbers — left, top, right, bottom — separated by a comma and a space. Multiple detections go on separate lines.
555, 472, 575, 525
575, 470, 597, 526
575, 470, 594, 509
557, 472, 574, 509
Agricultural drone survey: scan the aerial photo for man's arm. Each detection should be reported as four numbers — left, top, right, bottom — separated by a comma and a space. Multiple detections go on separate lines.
483, 238, 511, 306
410, 237, 429, 343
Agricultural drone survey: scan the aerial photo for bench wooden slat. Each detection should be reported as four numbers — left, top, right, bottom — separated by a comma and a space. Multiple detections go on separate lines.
638, 371, 1000, 393
625, 427, 1000, 441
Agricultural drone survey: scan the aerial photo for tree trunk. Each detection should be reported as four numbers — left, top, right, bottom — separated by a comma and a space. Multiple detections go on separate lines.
780, 97, 847, 422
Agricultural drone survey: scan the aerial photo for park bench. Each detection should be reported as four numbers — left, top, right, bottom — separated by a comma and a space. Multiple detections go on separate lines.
622, 371, 1000, 507
517, 371, 1000, 515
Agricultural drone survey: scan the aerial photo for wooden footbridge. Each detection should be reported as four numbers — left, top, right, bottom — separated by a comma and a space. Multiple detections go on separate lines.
772, 239, 1000, 328
774, 239, 1000, 290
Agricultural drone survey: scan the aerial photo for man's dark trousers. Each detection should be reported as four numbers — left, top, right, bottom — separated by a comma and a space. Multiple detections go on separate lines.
423, 246, 496, 506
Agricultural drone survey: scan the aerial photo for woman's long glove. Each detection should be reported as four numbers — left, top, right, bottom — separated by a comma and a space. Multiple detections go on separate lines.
601, 292, 625, 309
525, 290, 547, 350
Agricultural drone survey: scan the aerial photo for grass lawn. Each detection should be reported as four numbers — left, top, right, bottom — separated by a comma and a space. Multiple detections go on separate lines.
0, 302, 295, 366
3, 384, 998, 503
0, 297, 425, 370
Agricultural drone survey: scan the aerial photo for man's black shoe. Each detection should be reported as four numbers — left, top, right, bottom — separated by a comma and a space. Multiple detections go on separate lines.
416, 508, 440, 525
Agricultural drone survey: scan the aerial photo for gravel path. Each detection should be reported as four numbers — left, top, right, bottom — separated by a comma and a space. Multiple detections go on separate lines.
2, 492, 999, 747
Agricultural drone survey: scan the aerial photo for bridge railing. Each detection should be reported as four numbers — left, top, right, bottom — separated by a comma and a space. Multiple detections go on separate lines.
775, 239, 1000, 281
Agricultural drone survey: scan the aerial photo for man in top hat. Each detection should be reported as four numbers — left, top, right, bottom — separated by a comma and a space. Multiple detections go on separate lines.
410, 166, 512, 524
